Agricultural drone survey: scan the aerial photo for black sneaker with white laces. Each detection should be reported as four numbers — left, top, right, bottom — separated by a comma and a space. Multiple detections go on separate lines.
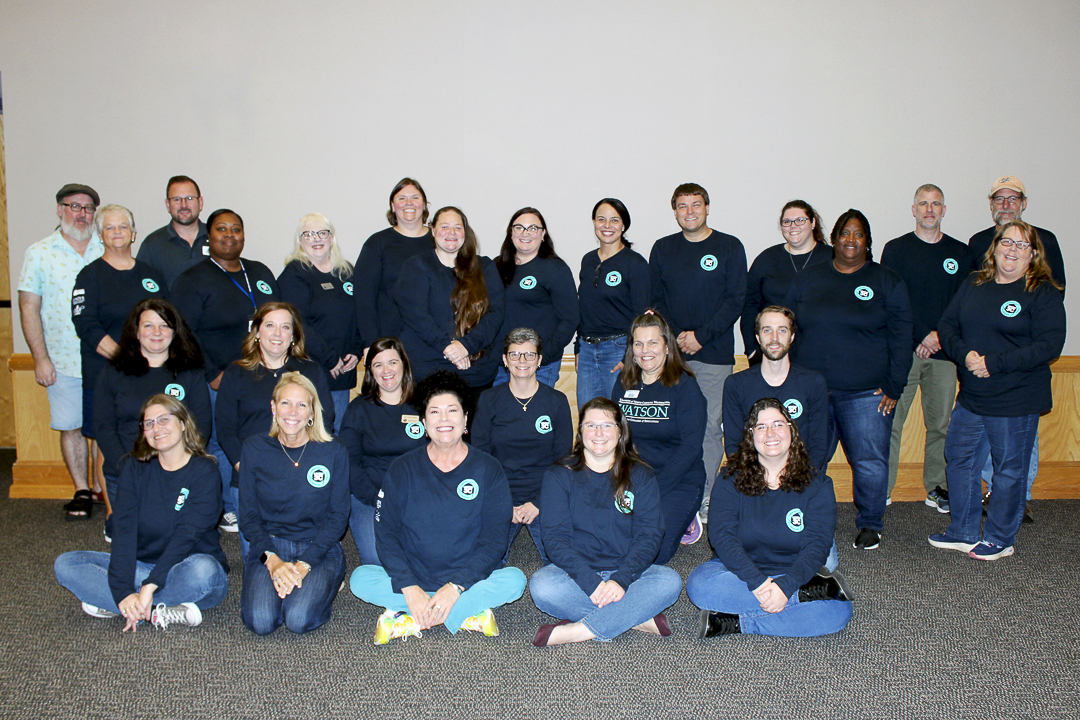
219, 512, 238, 533
698, 609, 741, 639
852, 528, 880, 550
925, 486, 949, 513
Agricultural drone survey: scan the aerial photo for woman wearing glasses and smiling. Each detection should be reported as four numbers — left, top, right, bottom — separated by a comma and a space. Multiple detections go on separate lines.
278, 213, 360, 431
492, 208, 578, 389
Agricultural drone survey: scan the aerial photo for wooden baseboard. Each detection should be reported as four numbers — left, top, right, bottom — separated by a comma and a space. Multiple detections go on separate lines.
10, 461, 77, 499
827, 461, 1080, 502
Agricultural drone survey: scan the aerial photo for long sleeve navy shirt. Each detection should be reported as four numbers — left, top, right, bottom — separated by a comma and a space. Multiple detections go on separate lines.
338, 397, 428, 505
471, 382, 573, 505
496, 257, 579, 368
540, 464, 665, 594
353, 228, 432, 349
649, 230, 747, 365
938, 276, 1066, 417
740, 242, 832, 355
708, 467, 836, 601
278, 260, 360, 392
108, 455, 227, 607
238, 435, 350, 567
394, 250, 505, 385
577, 246, 651, 341
375, 445, 512, 592
93, 364, 212, 478
969, 225, 1066, 295
171, 258, 280, 381
786, 261, 913, 399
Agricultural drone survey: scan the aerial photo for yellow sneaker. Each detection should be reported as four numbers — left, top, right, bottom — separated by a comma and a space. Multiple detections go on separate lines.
374, 609, 422, 645
459, 608, 499, 637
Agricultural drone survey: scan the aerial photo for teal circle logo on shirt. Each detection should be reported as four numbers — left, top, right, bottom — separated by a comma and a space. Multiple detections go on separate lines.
256, 280, 273, 295
343, 282, 354, 296
519, 275, 537, 290
854, 286, 874, 301
535, 415, 552, 434
164, 383, 186, 400
700, 254, 718, 271
943, 258, 959, 275
141, 278, 160, 292
605, 271, 622, 287
783, 399, 803, 419
457, 479, 479, 500
786, 508, 804, 532
1001, 300, 1021, 317
405, 422, 425, 440
617, 490, 635, 514
174, 488, 189, 511
307, 464, 330, 488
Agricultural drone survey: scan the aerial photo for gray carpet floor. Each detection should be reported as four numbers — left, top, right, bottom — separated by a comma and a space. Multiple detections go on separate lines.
1, 448, 1077, 720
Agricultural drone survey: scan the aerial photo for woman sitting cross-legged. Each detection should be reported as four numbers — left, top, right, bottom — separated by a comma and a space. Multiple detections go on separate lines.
350, 370, 527, 644
529, 397, 683, 646
686, 397, 853, 638
54, 394, 228, 631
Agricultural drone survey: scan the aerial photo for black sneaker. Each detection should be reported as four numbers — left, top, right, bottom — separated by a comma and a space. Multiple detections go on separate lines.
698, 609, 740, 639
852, 528, 880, 550
798, 575, 847, 603
925, 486, 949, 513
812, 567, 854, 601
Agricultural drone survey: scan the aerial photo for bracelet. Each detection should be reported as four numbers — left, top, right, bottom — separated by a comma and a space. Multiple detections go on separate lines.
297, 561, 312, 573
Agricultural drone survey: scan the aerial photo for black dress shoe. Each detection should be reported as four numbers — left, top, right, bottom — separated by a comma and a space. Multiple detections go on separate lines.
698, 609, 741, 639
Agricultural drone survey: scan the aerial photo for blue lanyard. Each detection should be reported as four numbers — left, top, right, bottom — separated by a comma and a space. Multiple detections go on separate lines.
210, 257, 256, 311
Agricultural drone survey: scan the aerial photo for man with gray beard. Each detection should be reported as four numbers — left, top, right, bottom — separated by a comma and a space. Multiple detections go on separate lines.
18, 184, 104, 520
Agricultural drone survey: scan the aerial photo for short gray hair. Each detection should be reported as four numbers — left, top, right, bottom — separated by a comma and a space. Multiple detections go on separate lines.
503, 327, 542, 355
94, 204, 135, 237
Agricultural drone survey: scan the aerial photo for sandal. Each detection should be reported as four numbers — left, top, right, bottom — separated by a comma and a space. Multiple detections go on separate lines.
64, 490, 93, 521
91, 490, 107, 505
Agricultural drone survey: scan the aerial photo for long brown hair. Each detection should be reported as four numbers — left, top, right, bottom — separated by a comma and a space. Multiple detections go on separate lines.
432, 206, 490, 338
728, 398, 814, 496
620, 311, 693, 389
975, 220, 1062, 293
131, 393, 212, 462
559, 397, 647, 514
360, 337, 416, 406
237, 302, 309, 371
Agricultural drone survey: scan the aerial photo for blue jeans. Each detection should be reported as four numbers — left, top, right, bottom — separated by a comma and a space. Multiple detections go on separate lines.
686, 559, 852, 637
241, 537, 346, 635
576, 337, 627, 409
349, 495, 380, 567
827, 389, 891, 532
54, 551, 228, 614
207, 387, 237, 517
231, 486, 250, 558
982, 433, 1039, 502
943, 404, 1037, 548
349, 565, 526, 634
330, 390, 350, 434
529, 564, 682, 641
493, 362, 561, 389
505, 519, 547, 565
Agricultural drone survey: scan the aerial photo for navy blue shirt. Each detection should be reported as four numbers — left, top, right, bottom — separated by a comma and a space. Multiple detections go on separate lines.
541, 464, 665, 594
577, 246, 651, 340
375, 445, 512, 592
969, 225, 1066, 295
278, 260, 360, 392
136, 220, 209, 289
472, 382, 573, 505
708, 467, 836, 601
338, 397, 427, 505
741, 242, 832, 355
880, 232, 969, 358
353, 227, 432, 349
238, 435, 350, 567
722, 364, 830, 471
108, 455, 227, 607
938, 276, 1066, 417
650, 230, 747, 365
496, 257, 579, 368
786, 261, 913, 399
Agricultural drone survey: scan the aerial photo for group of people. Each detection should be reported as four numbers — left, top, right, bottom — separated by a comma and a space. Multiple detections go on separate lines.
27, 171, 1064, 641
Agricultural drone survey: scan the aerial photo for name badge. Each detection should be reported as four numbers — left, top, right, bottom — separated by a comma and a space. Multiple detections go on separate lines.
624, 390, 640, 399
321, 283, 334, 290
401, 414, 420, 424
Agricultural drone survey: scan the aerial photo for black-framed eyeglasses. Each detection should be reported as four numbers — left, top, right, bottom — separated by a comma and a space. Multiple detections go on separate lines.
511, 224, 543, 236
991, 195, 1023, 208
780, 217, 809, 228
999, 238, 1031, 250
60, 202, 96, 214
507, 351, 538, 361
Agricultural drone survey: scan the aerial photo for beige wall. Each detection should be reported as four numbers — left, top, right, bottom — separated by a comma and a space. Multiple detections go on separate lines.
0, 0, 1076, 359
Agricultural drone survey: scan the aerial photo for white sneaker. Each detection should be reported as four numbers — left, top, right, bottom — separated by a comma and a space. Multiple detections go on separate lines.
81, 602, 119, 618
151, 602, 203, 629
219, 512, 238, 533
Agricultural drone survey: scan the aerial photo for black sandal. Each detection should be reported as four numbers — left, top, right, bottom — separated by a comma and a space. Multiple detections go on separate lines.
64, 490, 93, 521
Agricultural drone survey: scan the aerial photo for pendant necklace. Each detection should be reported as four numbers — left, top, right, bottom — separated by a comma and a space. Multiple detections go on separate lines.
279, 440, 308, 468
788, 245, 814, 273
512, 389, 537, 412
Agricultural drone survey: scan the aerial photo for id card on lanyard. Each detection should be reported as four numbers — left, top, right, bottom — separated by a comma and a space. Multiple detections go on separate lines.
210, 257, 258, 330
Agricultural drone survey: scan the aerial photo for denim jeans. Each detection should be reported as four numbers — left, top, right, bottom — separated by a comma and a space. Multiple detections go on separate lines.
350, 495, 380, 567
981, 434, 1039, 502
207, 386, 237, 517
231, 486, 250, 558
576, 337, 627, 409
505, 519, 547, 565
54, 551, 229, 614
241, 537, 346, 635
944, 404, 1037, 548
349, 565, 526, 634
686, 558, 852, 637
827, 389, 891, 532
494, 362, 561, 389
529, 564, 682, 641
888, 354, 957, 495
330, 390, 350, 435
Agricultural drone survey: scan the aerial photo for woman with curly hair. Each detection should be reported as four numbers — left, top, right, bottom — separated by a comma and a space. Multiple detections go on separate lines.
686, 397, 852, 638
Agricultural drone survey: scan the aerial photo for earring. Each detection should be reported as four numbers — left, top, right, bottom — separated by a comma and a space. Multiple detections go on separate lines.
307, 417, 314, 427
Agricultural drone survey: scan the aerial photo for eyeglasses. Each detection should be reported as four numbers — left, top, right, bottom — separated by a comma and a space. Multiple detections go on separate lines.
511, 224, 543, 236
780, 217, 809, 228
167, 196, 199, 204
507, 351, 538, 361
582, 422, 617, 432
999, 238, 1032, 250
300, 230, 332, 241
142, 413, 174, 430
754, 420, 790, 434
991, 195, 1023, 208
60, 202, 96, 215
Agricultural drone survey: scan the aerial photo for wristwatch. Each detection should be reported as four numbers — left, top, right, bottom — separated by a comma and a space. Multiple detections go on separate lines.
260, 550, 277, 565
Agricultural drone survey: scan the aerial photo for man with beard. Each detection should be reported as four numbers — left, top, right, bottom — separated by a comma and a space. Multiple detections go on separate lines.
136, 175, 208, 288
722, 306, 829, 472
881, 184, 968, 513
18, 183, 105, 520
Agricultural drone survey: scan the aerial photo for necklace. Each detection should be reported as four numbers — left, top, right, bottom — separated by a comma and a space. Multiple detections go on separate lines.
279, 439, 308, 468
788, 245, 814, 273
512, 390, 537, 412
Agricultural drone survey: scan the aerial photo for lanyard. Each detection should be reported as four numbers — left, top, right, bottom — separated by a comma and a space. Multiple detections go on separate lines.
210, 257, 256, 311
